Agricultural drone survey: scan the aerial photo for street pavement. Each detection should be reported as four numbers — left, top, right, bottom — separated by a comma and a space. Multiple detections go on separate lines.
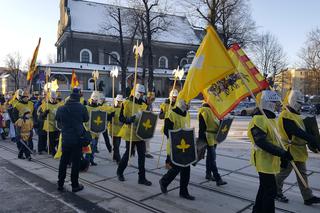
0, 116, 319, 213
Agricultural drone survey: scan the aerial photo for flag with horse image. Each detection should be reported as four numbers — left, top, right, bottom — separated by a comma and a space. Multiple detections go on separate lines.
202, 43, 269, 119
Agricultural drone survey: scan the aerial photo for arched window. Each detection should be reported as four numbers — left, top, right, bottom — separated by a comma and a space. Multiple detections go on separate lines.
180, 58, 188, 68
109, 51, 120, 65
80, 49, 92, 63
187, 51, 195, 64
158, 56, 168, 69
88, 78, 95, 90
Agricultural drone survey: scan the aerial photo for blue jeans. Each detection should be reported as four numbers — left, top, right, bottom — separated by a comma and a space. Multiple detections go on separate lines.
85, 137, 98, 163
206, 145, 221, 180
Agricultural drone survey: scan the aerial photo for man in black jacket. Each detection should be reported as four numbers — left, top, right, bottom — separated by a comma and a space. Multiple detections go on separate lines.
56, 88, 89, 193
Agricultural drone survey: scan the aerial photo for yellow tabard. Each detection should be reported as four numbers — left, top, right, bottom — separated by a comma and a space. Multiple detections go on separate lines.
14, 101, 34, 118
108, 107, 122, 137
166, 109, 189, 155
15, 118, 33, 141
198, 107, 219, 146
118, 99, 147, 142
85, 105, 102, 138
278, 110, 308, 163
42, 102, 63, 132
247, 115, 280, 174
100, 103, 113, 113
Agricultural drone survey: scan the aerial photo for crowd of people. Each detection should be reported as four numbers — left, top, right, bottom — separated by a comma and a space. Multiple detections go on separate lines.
1, 84, 319, 212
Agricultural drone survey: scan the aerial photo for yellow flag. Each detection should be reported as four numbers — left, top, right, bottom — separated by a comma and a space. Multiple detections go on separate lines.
27, 38, 41, 81
178, 25, 236, 102
202, 44, 269, 119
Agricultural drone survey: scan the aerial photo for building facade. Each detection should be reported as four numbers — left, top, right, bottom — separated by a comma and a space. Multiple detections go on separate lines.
275, 68, 320, 98
36, 0, 200, 98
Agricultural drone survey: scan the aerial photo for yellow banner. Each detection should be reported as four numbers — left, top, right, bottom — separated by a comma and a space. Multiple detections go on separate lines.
178, 25, 236, 102
27, 38, 41, 81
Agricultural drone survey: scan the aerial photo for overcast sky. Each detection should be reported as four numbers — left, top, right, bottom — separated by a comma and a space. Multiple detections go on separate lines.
0, 0, 319, 68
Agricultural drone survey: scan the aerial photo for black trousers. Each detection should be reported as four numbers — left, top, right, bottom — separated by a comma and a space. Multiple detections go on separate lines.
103, 131, 112, 152
252, 172, 277, 213
37, 130, 47, 152
117, 141, 146, 180
58, 144, 82, 188
160, 163, 191, 195
112, 136, 121, 162
17, 140, 32, 158
47, 131, 60, 156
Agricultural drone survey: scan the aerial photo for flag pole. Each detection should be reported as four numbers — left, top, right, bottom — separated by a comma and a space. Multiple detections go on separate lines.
156, 67, 184, 168
111, 67, 119, 159
237, 70, 308, 188
128, 41, 143, 165
45, 67, 51, 155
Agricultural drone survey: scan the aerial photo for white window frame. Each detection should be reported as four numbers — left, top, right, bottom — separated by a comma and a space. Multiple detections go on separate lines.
158, 56, 168, 69
180, 57, 188, 67
88, 78, 95, 90
80, 48, 92, 63
109, 51, 120, 65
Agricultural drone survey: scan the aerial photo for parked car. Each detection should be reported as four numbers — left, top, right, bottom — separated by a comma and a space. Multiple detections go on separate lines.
230, 101, 256, 116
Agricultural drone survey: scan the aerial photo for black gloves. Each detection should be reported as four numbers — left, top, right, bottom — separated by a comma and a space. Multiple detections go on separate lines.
126, 115, 136, 124
109, 111, 115, 118
282, 150, 293, 161
44, 109, 50, 116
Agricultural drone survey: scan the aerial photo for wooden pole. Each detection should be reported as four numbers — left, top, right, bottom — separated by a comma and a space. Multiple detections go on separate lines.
128, 48, 139, 165
156, 76, 177, 168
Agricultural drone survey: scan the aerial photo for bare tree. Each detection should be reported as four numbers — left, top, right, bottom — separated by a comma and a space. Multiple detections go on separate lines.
299, 28, 320, 70
249, 32, 287, 76
4, 52, 22, 90
186, 0, 256, 48
101, 5, 140, 96
129, 0, 170, 91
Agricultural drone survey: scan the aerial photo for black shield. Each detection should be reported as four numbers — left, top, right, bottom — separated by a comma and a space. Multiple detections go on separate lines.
216, 117, 234, 143
89, 110, 107, 134
303, 116, 320, 153
136, 111, 158, 140
170, 128, 197, 167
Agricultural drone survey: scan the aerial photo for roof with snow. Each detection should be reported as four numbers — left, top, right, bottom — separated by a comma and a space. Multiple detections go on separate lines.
66, 0, 200, 45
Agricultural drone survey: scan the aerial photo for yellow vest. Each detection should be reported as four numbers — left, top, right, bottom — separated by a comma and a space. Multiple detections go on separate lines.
100, 103, 113, 113
108, 107, 122, 137
14, 101, 34, 118
118, 99, 147, 142
198, 106, 219, 146
248, 115, 280, 174
278, 110, 308, 162
86, 105, 102, 138
42, 102, 63, 132
15, 118, 33, 141
166, 109, 190, 155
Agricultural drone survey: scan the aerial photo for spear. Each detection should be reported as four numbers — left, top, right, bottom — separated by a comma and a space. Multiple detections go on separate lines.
92, 70, 100, 91
128, 41, 144, 165
110, 66, 119, 157
44, 67, 51, 155
156, 67, 184, 168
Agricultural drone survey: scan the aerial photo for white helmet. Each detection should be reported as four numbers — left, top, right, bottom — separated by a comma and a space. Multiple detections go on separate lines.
288, 90, 304, 112
176, 99, 187, 112
115, 94, 123, 106
50, 91, 57, 103
90, 91, 100, 102
15, 89, 24, 101
260, 90, 281, 112
134, 84, 145, 100
169, 89, 178, 103
98, 92, 105, 105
